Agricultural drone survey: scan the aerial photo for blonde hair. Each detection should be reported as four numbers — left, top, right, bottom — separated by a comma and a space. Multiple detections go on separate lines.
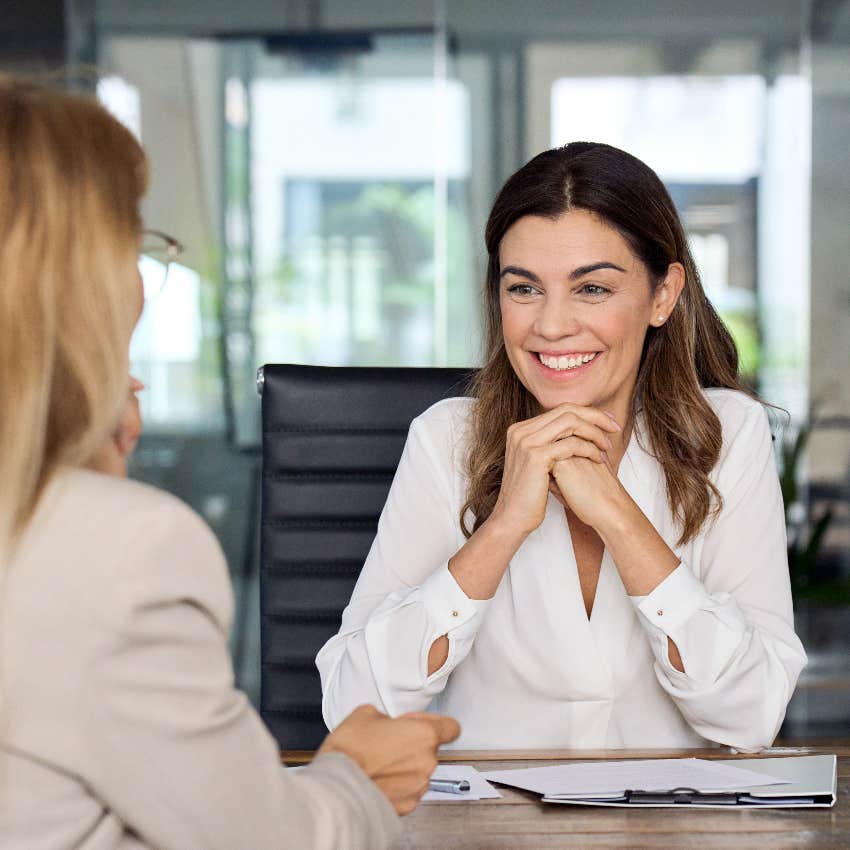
0, 77, 148, 566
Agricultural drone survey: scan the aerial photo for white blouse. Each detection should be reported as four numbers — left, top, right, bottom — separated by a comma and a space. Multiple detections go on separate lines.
317, 389, 807, 751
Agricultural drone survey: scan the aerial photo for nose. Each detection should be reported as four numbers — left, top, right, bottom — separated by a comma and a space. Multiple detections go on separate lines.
533, 292, 582, 340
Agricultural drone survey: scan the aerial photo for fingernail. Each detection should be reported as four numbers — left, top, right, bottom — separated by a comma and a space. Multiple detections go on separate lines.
603, 410, 621, 430
606, 436, 614, 450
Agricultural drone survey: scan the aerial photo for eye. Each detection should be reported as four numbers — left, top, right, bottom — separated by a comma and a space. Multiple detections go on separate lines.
577, 283, 610, 297
505, 283, 540, 298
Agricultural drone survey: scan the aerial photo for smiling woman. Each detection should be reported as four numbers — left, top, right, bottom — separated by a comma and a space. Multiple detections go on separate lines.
498, 210, 683, 414
317, 142, 807, 752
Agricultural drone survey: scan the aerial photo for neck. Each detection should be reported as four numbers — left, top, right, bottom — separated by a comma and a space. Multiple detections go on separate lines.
600, 394, 636, 470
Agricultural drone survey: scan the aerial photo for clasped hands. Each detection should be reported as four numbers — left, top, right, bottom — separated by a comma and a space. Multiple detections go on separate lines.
492, 402, 630, 536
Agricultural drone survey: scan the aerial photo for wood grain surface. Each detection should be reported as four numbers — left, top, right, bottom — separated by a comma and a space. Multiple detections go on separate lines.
400, 747, 849, 849
282, 745, 850, 848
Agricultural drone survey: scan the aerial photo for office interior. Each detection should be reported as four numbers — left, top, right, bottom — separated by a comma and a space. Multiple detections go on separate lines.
3, 0, 849, 740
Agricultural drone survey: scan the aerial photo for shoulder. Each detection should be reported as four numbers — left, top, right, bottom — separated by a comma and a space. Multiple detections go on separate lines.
54, 468, 220, 550
701, 389, 775, 483
702, 388, 772, 444
412, 395, 476, 432
408, 396, 475, 462
382, 397, 474, 489
703, 387, 766, 425
40, 469, 230, 620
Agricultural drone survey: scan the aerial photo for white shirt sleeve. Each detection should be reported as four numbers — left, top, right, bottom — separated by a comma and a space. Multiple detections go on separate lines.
629, 398, 807, 751
317, 406, 491, 727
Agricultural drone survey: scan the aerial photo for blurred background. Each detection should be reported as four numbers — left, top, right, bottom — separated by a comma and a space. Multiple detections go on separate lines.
3, 0, 848, 738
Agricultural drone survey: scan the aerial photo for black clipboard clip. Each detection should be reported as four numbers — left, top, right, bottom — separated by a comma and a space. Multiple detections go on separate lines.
624, 786, 741, 805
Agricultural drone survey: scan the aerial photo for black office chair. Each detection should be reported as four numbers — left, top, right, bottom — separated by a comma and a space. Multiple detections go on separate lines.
258, 364, 473, 750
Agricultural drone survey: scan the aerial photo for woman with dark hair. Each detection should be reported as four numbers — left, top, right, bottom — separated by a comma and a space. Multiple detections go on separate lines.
318, 142, 806, 751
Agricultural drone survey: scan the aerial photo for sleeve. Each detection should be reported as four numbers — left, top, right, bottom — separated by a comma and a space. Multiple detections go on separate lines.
628, 397, 807, 751
81, 502, 400, 850
317, 409, 491, 728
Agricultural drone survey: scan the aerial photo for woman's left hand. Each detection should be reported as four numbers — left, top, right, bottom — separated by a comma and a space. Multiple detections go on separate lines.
550, 454, 631, 534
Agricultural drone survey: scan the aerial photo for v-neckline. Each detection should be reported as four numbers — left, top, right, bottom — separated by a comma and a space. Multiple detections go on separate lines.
555, 421, 638, 626
565, 507, 605, 621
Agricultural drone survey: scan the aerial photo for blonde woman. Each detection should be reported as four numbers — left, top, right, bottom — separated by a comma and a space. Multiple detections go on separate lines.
318, 142, 807, 751
0, 78, 459, 850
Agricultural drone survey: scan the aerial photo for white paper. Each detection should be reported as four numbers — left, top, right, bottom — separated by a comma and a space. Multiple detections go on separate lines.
421, 764, 502, 802
480, 758, 788, 799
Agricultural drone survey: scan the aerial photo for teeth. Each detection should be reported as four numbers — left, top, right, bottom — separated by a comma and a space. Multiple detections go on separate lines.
539, 352, 597, 371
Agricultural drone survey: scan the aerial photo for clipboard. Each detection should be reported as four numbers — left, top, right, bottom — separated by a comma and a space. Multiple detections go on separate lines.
541, 755, 837, 809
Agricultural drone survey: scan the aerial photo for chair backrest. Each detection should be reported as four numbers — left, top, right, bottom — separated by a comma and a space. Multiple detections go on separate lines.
259, 363, 473, 749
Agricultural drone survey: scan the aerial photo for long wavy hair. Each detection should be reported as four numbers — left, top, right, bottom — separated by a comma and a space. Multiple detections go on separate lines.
461, 142, 746, 545
0, 77, 147, 567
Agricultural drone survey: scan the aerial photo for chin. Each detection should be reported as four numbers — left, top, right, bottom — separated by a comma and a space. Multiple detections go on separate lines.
533, 385, 599, 411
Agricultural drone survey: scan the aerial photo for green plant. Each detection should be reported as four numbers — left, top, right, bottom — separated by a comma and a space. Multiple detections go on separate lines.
779, 418, 847, 603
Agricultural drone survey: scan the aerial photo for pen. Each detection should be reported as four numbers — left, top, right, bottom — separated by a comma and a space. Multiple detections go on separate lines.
428, 778, 471, 794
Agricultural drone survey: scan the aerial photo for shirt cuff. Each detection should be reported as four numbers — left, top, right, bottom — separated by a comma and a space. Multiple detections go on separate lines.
419, 562, 490, 640
630, 562, 709, 634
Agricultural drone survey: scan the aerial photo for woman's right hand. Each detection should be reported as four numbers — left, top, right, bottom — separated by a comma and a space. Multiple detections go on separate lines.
316, 704, 461, 815
490, 403, 620, 537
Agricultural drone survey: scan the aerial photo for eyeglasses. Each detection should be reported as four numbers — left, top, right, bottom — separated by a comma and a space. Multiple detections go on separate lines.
138, 229, 185, 300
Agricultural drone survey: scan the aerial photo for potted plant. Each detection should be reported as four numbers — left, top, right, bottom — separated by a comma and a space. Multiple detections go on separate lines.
778, 415, 850, 738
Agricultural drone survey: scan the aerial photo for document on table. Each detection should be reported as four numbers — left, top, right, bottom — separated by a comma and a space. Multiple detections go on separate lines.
421, 765, 502, 802
480, 758, 787, 799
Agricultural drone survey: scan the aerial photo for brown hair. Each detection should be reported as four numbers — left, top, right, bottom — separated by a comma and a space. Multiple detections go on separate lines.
461, 142, 746, 545
0, 77, 147, 564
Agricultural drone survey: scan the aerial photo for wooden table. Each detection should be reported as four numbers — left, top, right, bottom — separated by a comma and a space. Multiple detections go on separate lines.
284, 745, 850, 848
404, 747, 849, 849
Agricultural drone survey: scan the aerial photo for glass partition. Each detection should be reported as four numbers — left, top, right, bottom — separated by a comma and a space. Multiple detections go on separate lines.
223, 31, 475, 444
86, 2, 847, 726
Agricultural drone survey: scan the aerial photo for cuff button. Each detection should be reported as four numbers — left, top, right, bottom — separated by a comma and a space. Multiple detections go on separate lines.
656, 609, 664, 616
451, 610, 459, 617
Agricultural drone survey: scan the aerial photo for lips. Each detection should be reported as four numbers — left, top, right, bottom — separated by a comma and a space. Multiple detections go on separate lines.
537, 351, 599, 371
528, 350, 602, 382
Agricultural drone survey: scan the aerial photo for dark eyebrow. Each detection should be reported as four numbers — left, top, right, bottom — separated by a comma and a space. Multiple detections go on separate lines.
499, 265, 541, 283
569, 261, 627, 280
499, 261, 626, 283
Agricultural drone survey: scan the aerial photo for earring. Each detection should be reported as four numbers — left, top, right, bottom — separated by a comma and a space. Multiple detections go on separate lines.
656, 315, 666, 325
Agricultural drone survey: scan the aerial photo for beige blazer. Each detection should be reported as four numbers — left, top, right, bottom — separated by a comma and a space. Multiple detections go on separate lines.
0, 468, 399, 850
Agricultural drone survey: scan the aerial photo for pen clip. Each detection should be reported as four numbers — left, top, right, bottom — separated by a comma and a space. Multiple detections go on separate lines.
624, 787, 741, 805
